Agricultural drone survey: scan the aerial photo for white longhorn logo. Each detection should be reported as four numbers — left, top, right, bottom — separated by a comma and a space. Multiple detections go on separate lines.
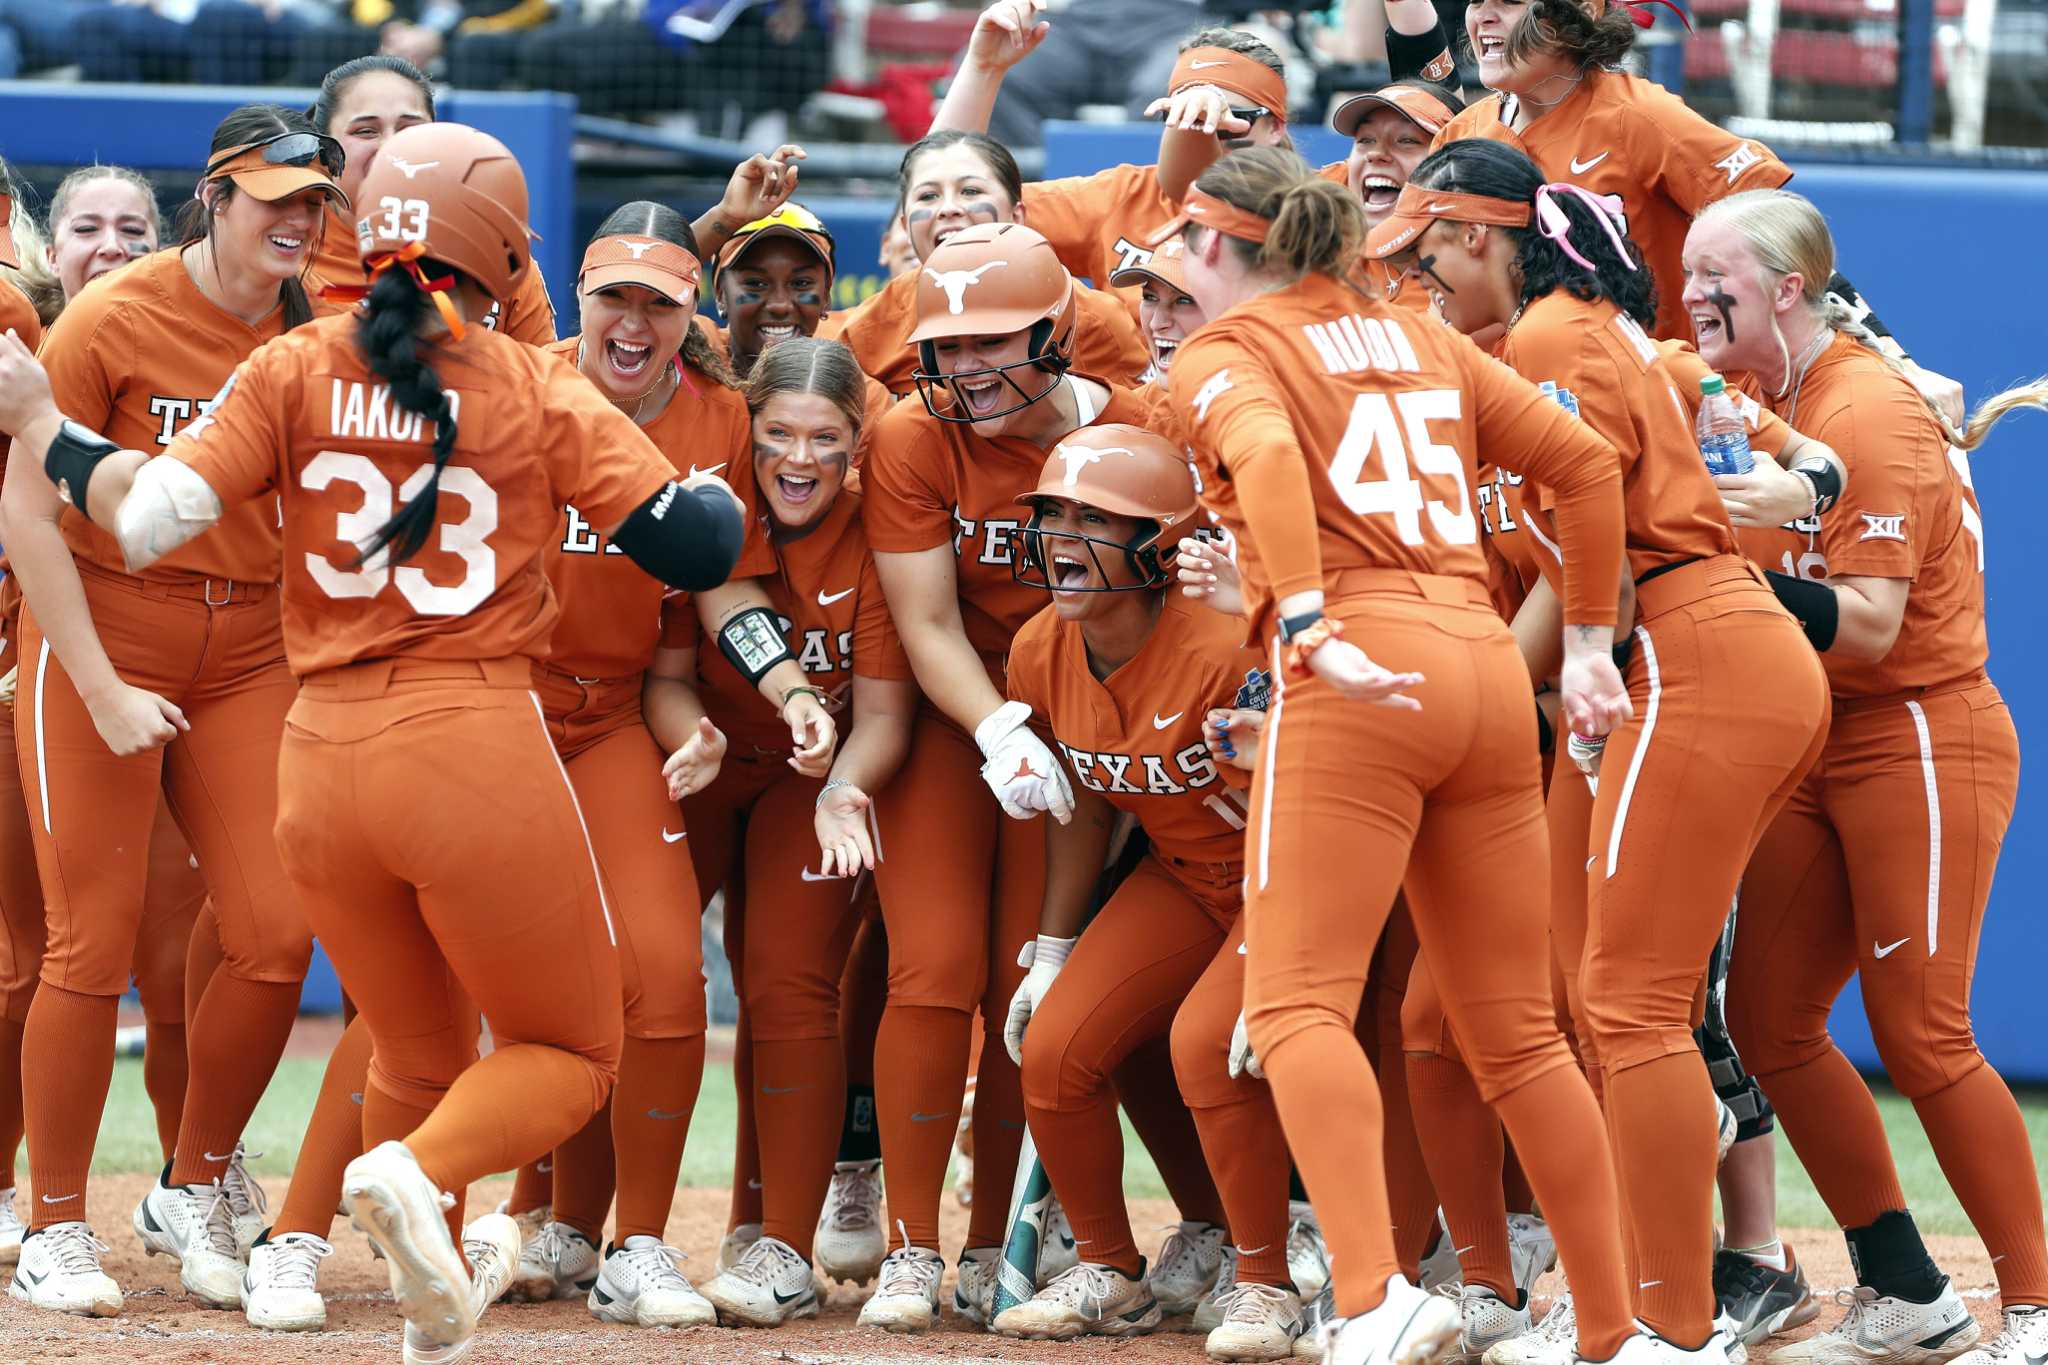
1056, 443, 1136, 488
387, 157, 440, 180
622, 239, 658, 259
924, 260, 1007, 314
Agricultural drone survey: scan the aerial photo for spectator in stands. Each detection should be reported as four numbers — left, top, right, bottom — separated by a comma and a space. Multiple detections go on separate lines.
0, 0, 89, 77
69, 0, 360, 85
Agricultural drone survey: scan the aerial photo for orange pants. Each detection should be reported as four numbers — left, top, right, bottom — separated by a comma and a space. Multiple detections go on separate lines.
869, 708, 1044, 1251
1580, 558, 1829, 1342
1019, 855, 1252, 1279
684, 748, 866, 1256
1728, 678, 2047, 1305
16, 567, 308, 1217
1367, 901, 1440, 1279
1241, 579, 1630, 1356
275, 658, 621, 1196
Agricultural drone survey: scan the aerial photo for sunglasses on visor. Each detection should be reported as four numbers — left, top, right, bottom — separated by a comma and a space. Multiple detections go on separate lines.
206, 132, 346, 182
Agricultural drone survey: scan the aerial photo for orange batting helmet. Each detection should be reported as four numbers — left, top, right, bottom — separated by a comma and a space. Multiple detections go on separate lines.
1014, 423, 1202, 592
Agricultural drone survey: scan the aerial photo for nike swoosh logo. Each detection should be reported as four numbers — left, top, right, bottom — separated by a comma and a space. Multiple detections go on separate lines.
1425, 201, 1456, 213
646, 1107, 691, 1121
536, 1160, 553, 1174
1452, 1245, 1476, 1256
762, 1085, 802, 1095
1190, 59, 1229, 68
1571, 152, 1610, 174
661, 828, 687, 843
1586, 854, 1597, 870
748, 1179, 763, 1190
203, 1151, 236, 1163
1640, 1279, 1662, 1289
818, 587, 855, 606
17, 1267, 42, 1285
911, 1110, 951, 1122
1153, 711, 1185, 730
773, 1286, 811, 1304
39, 1193, 78, 1205
688, 463, 727, 478
1874, 937, 1910, 958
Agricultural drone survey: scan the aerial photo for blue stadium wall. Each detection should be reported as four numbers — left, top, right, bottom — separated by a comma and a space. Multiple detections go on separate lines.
3, 87, 2043, 1079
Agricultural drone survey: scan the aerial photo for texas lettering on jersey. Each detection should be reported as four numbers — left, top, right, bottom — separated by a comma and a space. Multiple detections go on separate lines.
1057, 738, 1224, 798
952, 511, 1026, 568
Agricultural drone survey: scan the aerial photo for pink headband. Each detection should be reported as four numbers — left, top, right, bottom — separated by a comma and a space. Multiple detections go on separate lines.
1534, 183, 1635, 274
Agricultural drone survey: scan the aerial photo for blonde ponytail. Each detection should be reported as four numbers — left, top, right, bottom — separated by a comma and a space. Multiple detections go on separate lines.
1951, 376, 2048, 452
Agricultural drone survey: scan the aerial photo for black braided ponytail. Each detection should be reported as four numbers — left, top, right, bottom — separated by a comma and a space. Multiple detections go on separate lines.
352, 263, 460, 568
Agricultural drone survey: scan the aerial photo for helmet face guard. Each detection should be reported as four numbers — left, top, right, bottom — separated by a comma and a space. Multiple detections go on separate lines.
1013, 502, 1172, 594
912, 322, 1070, 426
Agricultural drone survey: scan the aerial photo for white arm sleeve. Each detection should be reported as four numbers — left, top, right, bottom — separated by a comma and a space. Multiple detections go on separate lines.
115, 457, 225, 573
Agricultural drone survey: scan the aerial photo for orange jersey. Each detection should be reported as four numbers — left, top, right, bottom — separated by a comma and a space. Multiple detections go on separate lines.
1436, 69, 1791, 343
676, 489, 914, 752
1022, 162, 1178, 292
539, 337, 774, 682
1007, 594, 1263, 874
821, 269, 1151, 398
39, 248, 286, 585
1735, 334, 1986, 698
1166, 271, 1626, 635
1498, 292, 1739, 585
1475, 462, 1545, 622
862, 378, 1157, 674
163, 313, 676, 678
308, 204, 557, 345
1, 277, 40, 352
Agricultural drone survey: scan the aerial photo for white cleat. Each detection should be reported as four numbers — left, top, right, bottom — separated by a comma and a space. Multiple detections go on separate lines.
858, 1245, 945, 1334
505, 1219, 599, 1303
1485, 1291, 1576, 1365
1208, 1280, 1308, 1361
587, 1235, 717, 1327
220, 1143, 270, 1254
495, 1200, 549, 1251
1507, 1215, 1557, 1298
1297, 1278, 1338, 1359
953, 1245, 998, 1325
399, 1214, 519, 1365
700, 1233, 820, 1327
134, 1175, 244, 1308
1326, 1275, 1463, 1365
1446, 1283, 1532, 1362
717, 1221, 762, 1274
342, 1141, 474, 1354
8, 1222, 122, 1316
1195, 1248, 1244, 1335
993, 1260, 1165, 1340
1290, 1203, 1331, 1300
1421, 1213, 1465, 1293
242, 1232, 333, 1331
814, 1161, 886, 1285
0, 1188, 23, 1266
1152, 1221, 1229, 1315
1041, 1198, 1080, 1284
1773, 1283, 1982, 1365
1946, 1306, 2048, 1365
1597, 1327, 1747, 1365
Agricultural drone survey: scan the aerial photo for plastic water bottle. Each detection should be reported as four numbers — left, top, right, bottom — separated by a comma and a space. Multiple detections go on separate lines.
1697, 374, 1754, 476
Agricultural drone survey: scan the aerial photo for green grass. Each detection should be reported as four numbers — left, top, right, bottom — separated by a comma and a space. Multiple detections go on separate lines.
95, 1058, 2048, 1237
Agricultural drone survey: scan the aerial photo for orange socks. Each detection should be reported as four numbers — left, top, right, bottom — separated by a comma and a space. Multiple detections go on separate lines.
23, 986, 118, 1228
169, 974, 299, 1186
1913, 1065, 2048, 1304
611, 1034, 707, 1243
272, 1014, 373, 1239
1601, 1053, 1716, 1347
965, 1016, 1028, 1250
1408, 1051, 1515, 1300
399, 1041, 611, 1204
1756, 1045, 1907, 1227
1026, 1093, 1143, 1277
753, 1035, 844, 1256
727, 1017, 763, 1230
0, 1017, 24, 1188
550, 1100, 618, 1244
874, 1004, 971, 1248
1185, 1090, 1292, 1286
1114, 1038, 1225, 1228
142, 1021, 189, 1165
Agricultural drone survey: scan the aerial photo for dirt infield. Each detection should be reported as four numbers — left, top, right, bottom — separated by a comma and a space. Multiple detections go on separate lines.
0, 1175, 2007, 1364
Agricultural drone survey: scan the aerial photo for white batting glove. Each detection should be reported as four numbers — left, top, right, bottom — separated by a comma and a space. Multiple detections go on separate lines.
974, 700, 1075, 825
1228, 1009, 1263, 1080
1003, 934, 1076, 1065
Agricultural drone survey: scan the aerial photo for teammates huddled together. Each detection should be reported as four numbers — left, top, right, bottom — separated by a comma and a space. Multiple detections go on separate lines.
0, 7, 2041, 1365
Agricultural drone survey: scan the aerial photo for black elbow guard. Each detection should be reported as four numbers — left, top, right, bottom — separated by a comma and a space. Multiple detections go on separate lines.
611, 482, 745, 593
44, 420, 122, 523
1790, 456, 1842, 516
717, 605, 793, 686
1764, 570, 1839, 652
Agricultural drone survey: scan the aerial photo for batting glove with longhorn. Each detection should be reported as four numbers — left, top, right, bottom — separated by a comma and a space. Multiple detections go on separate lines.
1003, 934, 1076, 1065
1228, 1010, 1264, 1080
974, 701, 1074, 824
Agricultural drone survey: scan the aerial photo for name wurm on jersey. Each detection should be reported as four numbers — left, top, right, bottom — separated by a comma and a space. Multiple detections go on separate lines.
329, 379, 463, 444
1056, 738, 1222, 797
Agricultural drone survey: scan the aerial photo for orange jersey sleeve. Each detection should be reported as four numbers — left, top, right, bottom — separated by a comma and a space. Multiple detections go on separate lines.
1168, 273, 1625, 632
1436, 74, 1791, 343
1073, 284, 1153, 386
1021, 163, 1178, 289
693, 490, 914, 750
492, 265, 558, 346
863, 379, 1158, 672
1, 278, 41, 352
538, 338, 772, 681
1008, 595, 1260, 872
40, 248, 284, 585
1766, 336, 1986, 697
1500, 293, 1739, 580
168, 317, 674, 677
